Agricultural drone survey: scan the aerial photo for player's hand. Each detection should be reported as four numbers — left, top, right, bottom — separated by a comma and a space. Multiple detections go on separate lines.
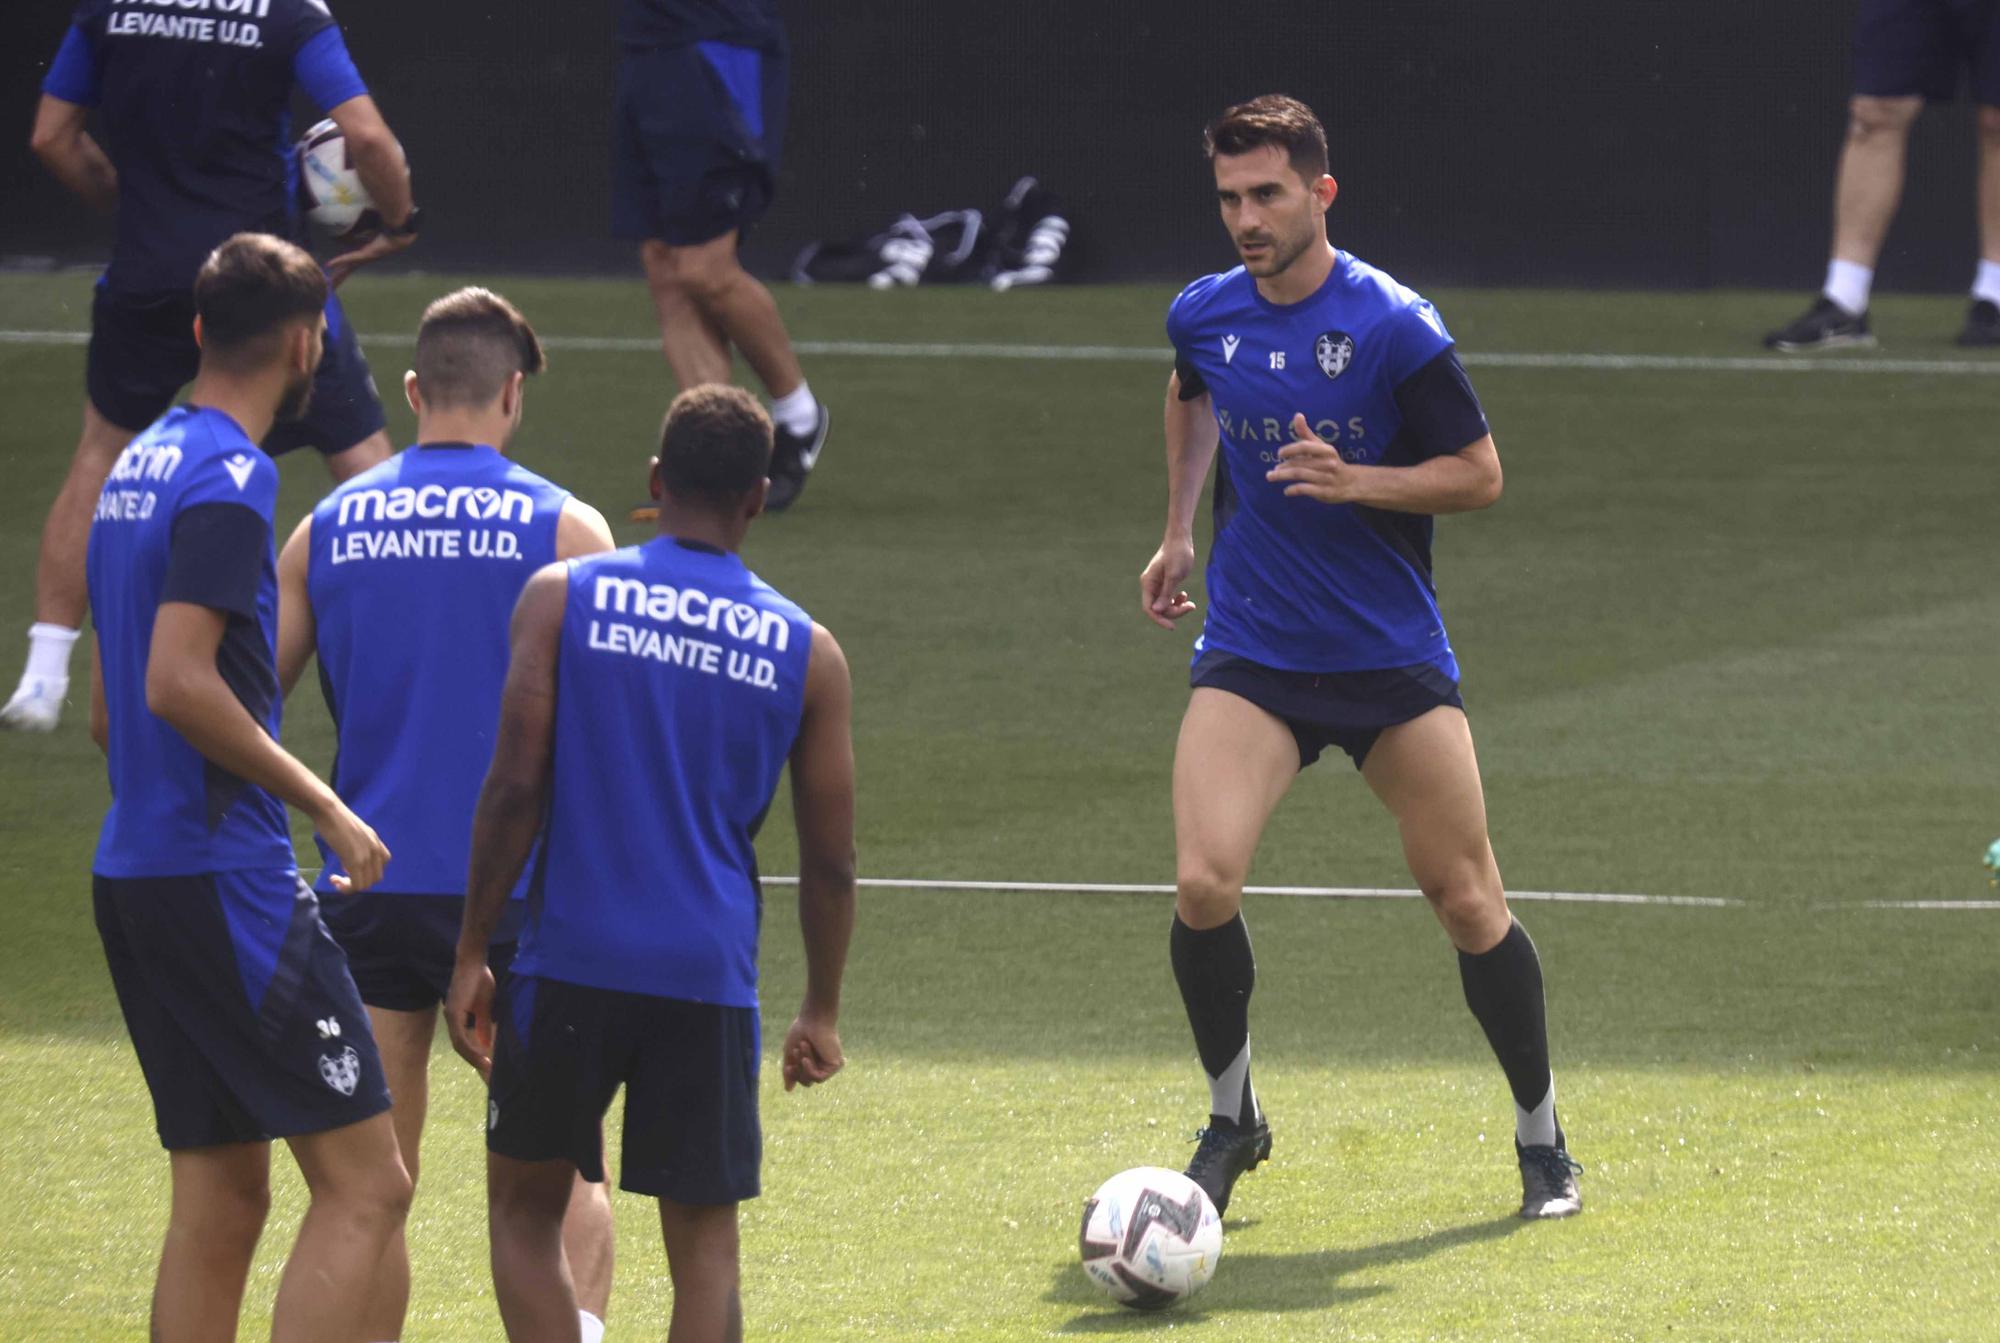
781, 1007, 843, 1092
445, 957, 497, 1081
1267, 414, 1363, 503
1140, 537, 1198, 630
317, 802, 390, 893
326, 228, 415, 289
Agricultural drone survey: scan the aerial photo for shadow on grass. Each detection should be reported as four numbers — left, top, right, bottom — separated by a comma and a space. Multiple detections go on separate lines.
1044, 1214, 1522, 1330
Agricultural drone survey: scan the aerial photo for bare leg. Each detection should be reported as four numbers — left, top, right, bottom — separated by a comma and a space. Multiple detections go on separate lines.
490, 1152, 584, 1342
1361, 707, 1511, 952
273, 1112, 412, 1343
648, 233, 806, 399
152, 1143, 272, 1342
565, 1168, 617, 1325
324, 429, 394, 485
1361, 707, 1567, 1190
1830, 95, 1924, 268
1978, 105, 2000, 265
1172, 688, 1299, 929
659, 1198, 743, 1343
642, 240, 733, 390
360, 1004, 438, 1343
32, 403, 138, 628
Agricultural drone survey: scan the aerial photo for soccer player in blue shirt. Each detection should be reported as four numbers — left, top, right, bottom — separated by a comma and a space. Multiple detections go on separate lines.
8, 0, 421, 733
616, 0, 831, 514
446, 385, 856, 1343
1139, 96, 1582, 1221
274, 288, 619, 1343
86, 232, 408, 1342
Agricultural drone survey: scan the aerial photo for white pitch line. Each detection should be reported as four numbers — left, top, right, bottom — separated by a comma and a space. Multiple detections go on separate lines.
757, 875, 1742, 907
4, 327, 1999, 375
1859, 899, 2000, 911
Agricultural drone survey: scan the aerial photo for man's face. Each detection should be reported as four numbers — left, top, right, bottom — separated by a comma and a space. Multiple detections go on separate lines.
276, 317, 326, 422
1213, 144, 1328, 278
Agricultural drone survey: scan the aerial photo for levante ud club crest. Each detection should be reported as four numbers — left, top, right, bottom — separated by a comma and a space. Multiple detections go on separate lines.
1315, 331, 1355, 379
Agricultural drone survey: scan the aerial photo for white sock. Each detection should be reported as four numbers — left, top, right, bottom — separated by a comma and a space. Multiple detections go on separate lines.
1515, 1073, 1559, 1149
769, 382, 819, 437
579, 1310, 606, 1343
1973, 260, 2000, 306
23, 623, 80, 685
1207, 1041, 1259, 1126
1822, 260, 1873, 317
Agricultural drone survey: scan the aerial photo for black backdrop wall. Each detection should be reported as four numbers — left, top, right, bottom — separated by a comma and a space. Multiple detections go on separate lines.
0, 0, 1985, 291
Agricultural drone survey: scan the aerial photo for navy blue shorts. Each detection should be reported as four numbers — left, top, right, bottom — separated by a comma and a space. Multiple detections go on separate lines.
86, 284, 387, 453
1854, 0, 2000, 104
94, 870, 392, 1149
488, 975, 761, 1205
319, 892, 526, 1013
1191, 647, 1465, 770
612, 41, 790, 245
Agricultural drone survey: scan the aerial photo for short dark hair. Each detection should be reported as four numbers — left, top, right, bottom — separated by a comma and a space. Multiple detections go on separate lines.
193, 233, 328, 369
657, 384, 773, 509
413, 287, 546, 409
1204, 94, 1330, 181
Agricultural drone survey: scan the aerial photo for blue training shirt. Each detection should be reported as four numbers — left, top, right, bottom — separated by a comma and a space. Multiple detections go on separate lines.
511, 539, 813, 1006
89, 405, 292, 877
42, 0, 369, 294
1166, 251, 1490, 675
306, 445, 570, 896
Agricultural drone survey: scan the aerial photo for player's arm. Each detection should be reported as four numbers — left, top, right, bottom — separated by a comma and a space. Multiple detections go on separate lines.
448, 562, 567, 1077
322, 95, 417, 286
29, 95, 115, 213
781, 622, 856, 1093
150, 499, 388, 887
554, 498, 616, 560
148, 601, 388, 889
275, 515, 316, 697
1268, 344, 1503, 514
1269, 418, 1502, 514
89, 637, 107, 755
1140, 367, 1221, 629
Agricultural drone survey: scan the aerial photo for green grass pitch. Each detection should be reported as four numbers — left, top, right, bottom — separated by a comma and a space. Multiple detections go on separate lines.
2, 274, 1997, 1339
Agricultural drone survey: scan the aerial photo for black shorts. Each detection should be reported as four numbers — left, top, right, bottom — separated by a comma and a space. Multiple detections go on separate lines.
1191, 647, 1464, 770
319, 892, 526, 1013
1854, 0, 2000, 104
612, 41, 789, 246
94, 870, 392, 1149
488, 975, 761, 1205
86, 284, 387, 453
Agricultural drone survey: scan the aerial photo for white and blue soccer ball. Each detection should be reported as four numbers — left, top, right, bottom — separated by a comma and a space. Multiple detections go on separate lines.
296, 119, 375, 239
1078, 1166, 1222, 1309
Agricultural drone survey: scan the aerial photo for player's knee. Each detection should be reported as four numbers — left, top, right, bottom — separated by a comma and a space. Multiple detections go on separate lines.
184, 1168, 273, 1240
1176, 863, 1245, 926
1979, 104, 2000, 144
1848, 95, 1920, 142
489, 1167, 571, 1238
1420, 868, 1506, 943
671, 250, 743, 307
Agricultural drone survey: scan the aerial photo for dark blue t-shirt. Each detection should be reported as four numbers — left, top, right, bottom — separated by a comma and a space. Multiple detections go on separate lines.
42, 0, 369, 294
512, 540, 812, 1005
617, 0, 784, 52
306, 444, 569, 896
88, 405, 292, 878
1166, 252, 1489, 675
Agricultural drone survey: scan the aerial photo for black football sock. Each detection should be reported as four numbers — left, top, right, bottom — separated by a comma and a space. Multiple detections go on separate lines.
1170, 913, 1260, 1127
1458, 917, 1559, 1148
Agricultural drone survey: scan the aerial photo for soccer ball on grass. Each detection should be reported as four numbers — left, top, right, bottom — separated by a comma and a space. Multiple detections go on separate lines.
1077, 1166, 1222, 1309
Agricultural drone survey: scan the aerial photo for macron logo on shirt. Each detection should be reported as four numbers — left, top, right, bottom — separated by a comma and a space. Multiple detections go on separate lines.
223, 454, 257, 491
1222, 334, 1240, 364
